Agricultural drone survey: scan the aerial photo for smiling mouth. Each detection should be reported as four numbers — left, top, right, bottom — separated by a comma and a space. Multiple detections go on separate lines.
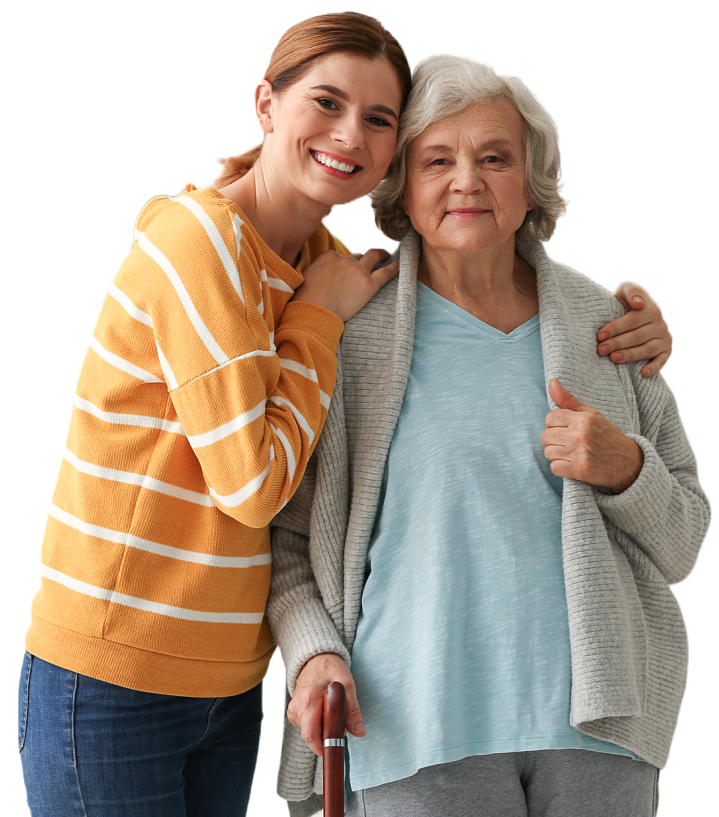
310, 150, 362, 174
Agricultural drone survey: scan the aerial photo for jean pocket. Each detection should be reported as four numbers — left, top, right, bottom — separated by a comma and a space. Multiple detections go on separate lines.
18, 651, 33, 751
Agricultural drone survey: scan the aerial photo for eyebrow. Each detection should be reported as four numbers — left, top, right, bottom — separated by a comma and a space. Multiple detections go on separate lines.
418, 139, 515, 155
308, 85, 399, 121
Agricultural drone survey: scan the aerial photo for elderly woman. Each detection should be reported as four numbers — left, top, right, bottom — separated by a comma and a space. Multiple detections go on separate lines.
267, 56, 709, 817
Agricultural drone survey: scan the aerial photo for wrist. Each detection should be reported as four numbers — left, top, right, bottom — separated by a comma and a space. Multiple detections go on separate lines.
610, 441, 644, 494
297, 652, 347, 682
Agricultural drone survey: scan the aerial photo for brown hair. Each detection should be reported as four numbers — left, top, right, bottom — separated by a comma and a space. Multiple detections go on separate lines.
215, 12, 411, 187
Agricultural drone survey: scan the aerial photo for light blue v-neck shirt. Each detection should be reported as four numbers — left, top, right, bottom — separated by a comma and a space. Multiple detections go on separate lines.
347, 284, 632, 791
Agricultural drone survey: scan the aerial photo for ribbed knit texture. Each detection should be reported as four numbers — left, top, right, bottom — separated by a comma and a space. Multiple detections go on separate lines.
268, 229, 710, 814
27, 186, 347, 697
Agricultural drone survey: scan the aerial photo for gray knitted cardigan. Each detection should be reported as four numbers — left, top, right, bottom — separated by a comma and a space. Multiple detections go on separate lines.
267, 228, 709, 816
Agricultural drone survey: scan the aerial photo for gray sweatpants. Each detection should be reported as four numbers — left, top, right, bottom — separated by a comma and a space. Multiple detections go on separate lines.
345, 749, 659, 817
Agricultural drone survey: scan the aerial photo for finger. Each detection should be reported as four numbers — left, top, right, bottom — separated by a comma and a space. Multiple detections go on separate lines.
600, 324, 666, 357
607, 336, 671, 365
300, 696, 325, 757
358, 248, 391, 272
597, 307, 653, 343
596, 308, 657, 345
612, 281, 649, 312
544, 408, 577, 428
370, 259, 399, 288
641, 351, 670, 377
345, 690, 366, 737
541, 427, 570, 446
543, 444, 570, 461
600, 325, 670, 357
549, 459, 574, 479
598, 315, 669, 354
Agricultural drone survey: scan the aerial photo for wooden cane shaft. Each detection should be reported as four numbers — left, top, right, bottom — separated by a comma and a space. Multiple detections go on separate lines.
323, 682, 347, 816
323, 747, 345, 817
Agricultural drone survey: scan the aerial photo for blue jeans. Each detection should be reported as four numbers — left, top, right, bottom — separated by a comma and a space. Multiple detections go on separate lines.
19, 652, 262, 817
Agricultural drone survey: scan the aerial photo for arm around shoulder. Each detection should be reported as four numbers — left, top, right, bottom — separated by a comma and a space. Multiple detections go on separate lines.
133, 195, 345, 528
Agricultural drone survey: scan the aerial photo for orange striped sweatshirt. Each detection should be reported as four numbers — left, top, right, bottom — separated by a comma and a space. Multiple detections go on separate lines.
26, 186, 347, 697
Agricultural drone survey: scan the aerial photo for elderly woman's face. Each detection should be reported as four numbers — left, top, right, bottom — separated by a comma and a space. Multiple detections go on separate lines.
403, 99, 531, 255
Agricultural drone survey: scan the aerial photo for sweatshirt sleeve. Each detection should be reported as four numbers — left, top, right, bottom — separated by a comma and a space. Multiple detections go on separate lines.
117, 194, 345, 528
594, 366, 710, 583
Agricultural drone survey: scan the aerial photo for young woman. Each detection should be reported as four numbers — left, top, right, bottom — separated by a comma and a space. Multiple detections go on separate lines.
18, 11, 671, 817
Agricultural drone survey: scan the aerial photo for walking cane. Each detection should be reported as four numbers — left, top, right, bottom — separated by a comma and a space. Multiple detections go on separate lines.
323, 681, 347, 817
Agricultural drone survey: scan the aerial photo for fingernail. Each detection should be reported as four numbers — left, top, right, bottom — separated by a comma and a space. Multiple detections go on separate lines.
612, 351, 624, 361
598, 332, 609, 342
632, 296, 644, 306
644, 367, 652, 377
598, 344, 610, 355
355, 722, 366, 736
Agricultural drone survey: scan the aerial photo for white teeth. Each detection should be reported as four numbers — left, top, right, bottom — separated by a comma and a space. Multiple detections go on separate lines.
311, 151, 357, 174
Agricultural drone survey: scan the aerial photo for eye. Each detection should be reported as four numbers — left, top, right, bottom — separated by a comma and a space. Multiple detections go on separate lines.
431, 158, 449, 166
316, 97, 339, 111
366, 115, 391, 128
483, 155, 502, 164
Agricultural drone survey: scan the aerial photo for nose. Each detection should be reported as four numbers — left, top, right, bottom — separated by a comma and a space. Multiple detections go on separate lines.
451, 158, 485, 194
332, 113, 365, 151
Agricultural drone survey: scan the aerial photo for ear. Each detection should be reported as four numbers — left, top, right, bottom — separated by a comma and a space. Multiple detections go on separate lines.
255, 80, 274, 134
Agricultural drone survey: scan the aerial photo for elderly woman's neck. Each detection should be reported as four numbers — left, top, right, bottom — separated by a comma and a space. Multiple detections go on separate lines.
418, 240, 538, 334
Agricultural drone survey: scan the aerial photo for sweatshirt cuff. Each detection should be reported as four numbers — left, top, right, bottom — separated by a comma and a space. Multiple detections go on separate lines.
273, 597, 350, 696
279, 301, 345, 351
593, 434, 674, 533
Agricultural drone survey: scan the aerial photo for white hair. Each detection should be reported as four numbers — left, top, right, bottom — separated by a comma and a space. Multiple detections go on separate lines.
372, 55, 567, 243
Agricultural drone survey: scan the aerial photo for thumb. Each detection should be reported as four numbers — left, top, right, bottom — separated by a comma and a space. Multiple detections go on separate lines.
548, 378, 587, 412
613, 281, 647, 312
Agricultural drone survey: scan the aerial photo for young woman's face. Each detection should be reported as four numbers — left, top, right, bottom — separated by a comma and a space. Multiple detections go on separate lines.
259, 53, 403, 208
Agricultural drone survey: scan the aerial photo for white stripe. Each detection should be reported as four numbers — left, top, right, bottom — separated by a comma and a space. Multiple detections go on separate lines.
74, 396, 184, 435
186, 401, 266, 449
63, 449, 213, 506
48, 504, 271, 568
175, 197, 246, 307
89, 337, 163, 384
279, 358, 319, 383
267, 276, 294, 294
269, 331, 276, 353
268, 395, 314, 443
210, 445, 275, 508
270, 423, 297, 484
257, 273, 267, 313
278, 359, 331, 409
233, 214, 243, 261
40, 565, 265, 623
137, 233, 229, 365
155, 342, 178, 390
108, 284, 153, 327
187, 347, 278, 387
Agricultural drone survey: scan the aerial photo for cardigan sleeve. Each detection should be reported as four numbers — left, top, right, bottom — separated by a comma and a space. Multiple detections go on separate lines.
593, 366, 710, 583
114, 194, 344, 529
267, 458, 351, 696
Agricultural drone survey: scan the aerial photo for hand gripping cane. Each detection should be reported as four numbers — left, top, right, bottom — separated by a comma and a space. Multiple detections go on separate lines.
323, 682, 347, 817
